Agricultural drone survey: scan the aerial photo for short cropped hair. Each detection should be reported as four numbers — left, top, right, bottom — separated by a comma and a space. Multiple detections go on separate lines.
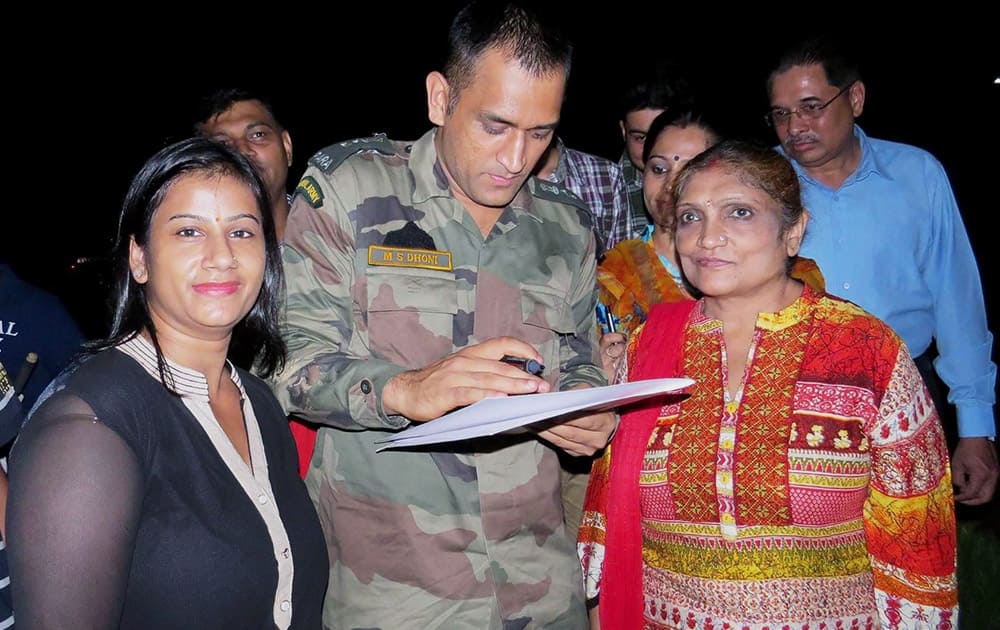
192, 87, 285, 135
443, 1, 572, 114
766, 36, 862, 96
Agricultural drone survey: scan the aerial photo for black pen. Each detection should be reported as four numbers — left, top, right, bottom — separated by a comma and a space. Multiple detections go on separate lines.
500, 355, 545, 376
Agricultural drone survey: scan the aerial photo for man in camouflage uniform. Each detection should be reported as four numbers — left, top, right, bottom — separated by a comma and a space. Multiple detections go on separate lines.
271, 2, 616, 628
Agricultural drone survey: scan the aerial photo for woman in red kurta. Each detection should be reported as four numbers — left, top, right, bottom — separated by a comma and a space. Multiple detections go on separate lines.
580, 140, 957, 630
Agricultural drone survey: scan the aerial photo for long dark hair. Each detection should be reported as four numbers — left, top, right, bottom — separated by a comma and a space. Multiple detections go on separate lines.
89, 137, 285, 391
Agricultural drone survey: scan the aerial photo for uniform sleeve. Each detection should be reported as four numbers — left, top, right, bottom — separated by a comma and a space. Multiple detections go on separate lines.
863, 345, 958, 627
558, 228, 607, 392
918, 157, 996, 438
272, 164, 407, 430
7, 392, 144, 628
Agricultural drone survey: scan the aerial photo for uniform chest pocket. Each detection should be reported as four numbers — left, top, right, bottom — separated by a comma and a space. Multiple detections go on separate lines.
518, 284, 577, 374
365, 267, 457, 368
520, 283, 576, 334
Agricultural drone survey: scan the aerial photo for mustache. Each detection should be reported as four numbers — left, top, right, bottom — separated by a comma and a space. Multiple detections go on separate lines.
783, 133, 819, 148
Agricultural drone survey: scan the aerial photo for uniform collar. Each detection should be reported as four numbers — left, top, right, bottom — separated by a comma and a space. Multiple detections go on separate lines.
410, 129, 452, 206
545, 136, 569, 185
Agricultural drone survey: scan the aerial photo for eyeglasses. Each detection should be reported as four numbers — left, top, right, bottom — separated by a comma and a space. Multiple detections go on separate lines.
765, 84, 852, 127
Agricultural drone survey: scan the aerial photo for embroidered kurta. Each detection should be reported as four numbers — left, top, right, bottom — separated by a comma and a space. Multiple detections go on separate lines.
579, 286, 958, 630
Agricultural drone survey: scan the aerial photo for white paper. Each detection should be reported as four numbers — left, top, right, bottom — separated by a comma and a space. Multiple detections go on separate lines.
376, 377, 693, 451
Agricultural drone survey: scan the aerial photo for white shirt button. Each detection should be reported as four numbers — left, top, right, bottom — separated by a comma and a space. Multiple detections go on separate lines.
280, 601, 291, 612
842, 282, 850, 290
257, 494, 269, 505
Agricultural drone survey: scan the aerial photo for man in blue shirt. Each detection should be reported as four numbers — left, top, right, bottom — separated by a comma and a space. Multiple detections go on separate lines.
765, 38, 997, 506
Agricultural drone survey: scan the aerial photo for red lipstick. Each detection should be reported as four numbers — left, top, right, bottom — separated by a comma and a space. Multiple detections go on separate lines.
193, 282, 239, 296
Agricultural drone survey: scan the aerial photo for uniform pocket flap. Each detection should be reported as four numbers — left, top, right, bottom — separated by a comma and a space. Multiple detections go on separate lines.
367, 267, 458, 314
519, 283, 574, 333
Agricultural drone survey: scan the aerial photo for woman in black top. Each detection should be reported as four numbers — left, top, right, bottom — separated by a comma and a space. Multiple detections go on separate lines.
6, 137, 328, 629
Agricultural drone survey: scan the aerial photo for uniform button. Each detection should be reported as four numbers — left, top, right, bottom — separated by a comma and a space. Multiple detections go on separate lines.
258, 495, 269, 505
842, 282, 850, 290
360, 379, 373, 394
280, 601, 291, 612
282, 548, 290, 559
405, 144, 413, 153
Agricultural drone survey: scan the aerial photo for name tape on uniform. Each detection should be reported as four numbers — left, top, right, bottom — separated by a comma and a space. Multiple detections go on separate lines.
368, 245, 453, 272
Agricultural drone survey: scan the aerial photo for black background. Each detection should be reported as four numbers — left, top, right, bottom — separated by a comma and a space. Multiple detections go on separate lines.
4, 7, 997, 364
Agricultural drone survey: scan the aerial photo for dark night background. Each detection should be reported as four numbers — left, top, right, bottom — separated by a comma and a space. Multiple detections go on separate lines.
4, 8, 997, 386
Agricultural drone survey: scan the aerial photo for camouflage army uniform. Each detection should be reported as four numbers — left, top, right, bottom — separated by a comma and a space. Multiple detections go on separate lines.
273, 129, 606, 629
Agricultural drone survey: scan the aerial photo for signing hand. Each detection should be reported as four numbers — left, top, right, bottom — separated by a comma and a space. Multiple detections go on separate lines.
382, 337, 550, 422
951, 437, 999, 505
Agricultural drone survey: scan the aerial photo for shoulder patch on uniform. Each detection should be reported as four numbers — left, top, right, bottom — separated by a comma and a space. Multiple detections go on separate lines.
308, 133, 397, 173
530, 178, 589, 212
294, 175, 324, 208
530, 178, 594, 232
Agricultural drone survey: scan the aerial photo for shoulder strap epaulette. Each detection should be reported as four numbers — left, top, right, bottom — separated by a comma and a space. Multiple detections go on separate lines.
530, 177, 589, 212
308, 133, 399, 173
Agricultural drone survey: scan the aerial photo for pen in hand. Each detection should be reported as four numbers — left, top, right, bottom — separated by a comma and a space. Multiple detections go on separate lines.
500, 355, 545, 376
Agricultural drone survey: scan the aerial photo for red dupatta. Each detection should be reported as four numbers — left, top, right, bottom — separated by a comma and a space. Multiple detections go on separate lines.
598, 299, 696, 629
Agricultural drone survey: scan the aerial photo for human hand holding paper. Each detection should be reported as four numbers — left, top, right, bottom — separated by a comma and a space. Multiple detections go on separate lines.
376, 377, 693, 451
533, 383, 617, 456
